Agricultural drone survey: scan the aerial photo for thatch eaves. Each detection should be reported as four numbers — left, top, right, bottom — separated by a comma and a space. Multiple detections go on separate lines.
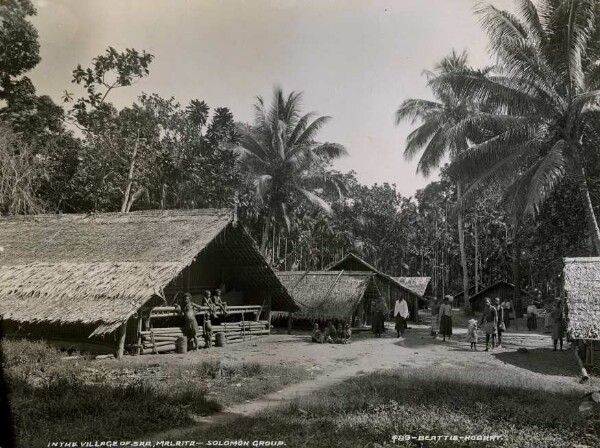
275, 270, 379, 321
563, 257, 600, 340
394, 277, 431, 297
0, 209, 295, 336
326, 253, 423, 299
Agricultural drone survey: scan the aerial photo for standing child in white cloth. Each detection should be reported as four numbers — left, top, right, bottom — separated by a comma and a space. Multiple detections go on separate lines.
467, 319, 478, 350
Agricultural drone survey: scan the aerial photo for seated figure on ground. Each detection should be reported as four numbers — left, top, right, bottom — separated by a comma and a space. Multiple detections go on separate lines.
311, 323, 324, 343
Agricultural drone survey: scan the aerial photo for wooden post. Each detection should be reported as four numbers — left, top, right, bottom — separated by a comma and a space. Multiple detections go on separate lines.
136, 315, 143, 355
267, 295, 272, 335
116, 322, 127, 360
287, 312, 293, 335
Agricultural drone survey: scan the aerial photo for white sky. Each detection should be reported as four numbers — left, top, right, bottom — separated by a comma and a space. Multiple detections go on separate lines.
29, 0, 513, 197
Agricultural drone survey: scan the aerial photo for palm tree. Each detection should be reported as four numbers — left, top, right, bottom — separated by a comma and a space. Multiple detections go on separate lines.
395, 50, 480, 311
237, 87, 348, 256
434, 0, 600, 253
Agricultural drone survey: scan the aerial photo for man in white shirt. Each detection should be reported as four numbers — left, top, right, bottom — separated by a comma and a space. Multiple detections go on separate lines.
394, 297, 410, 337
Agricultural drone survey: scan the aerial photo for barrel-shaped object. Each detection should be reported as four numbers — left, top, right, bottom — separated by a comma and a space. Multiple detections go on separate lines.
215, 332, 226, 347
176, 336, 188, 354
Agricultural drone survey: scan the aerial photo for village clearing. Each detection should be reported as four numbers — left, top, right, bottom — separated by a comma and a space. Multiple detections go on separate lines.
4, 311, 598, 448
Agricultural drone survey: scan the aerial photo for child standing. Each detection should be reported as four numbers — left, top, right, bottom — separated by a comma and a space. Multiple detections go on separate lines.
467, 319, 478, 350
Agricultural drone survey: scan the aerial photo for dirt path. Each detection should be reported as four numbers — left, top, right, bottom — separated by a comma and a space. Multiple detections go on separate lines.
145, 321, 595, 441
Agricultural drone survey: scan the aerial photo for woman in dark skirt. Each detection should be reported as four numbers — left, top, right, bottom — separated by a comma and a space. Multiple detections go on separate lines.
439, 295, 453, 341
371, 298, 386, 337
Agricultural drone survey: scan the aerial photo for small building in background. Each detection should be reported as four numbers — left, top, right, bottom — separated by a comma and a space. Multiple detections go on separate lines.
468, 280, 532, 312
0, 209, 297, 357
275, 270, 382, 326
325, 253, 422, 322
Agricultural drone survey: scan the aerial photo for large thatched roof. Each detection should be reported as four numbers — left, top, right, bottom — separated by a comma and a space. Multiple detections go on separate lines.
275, 271, 380, 321
0, 209, 294, 336
563, 257, 600, 340
394, 277, 431, 297
326, 253, 423, 299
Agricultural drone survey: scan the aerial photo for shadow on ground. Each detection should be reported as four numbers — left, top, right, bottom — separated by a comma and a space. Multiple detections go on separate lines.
493, 347, 579, 377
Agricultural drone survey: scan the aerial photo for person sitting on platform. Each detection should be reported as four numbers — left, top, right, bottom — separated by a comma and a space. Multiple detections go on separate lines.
203, 290, 217, 316
311, 323, 324, 343
214, 290, 228, 315
182, 293, 199, 351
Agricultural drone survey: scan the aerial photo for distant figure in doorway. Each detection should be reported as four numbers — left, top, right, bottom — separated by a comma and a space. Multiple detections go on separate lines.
430, 298, 441, 338
501, 299, 512, 328
479, 298, 498, 351
526, 302, 538, 330
311, 323, 324, 343
550, 298, 565, 351
371, 298, 386, 338
182, 293, 199, 350
439, 296, 453, 342
394, 297, 410, 337
467, 319, 478, 350
494, 297, 506, 347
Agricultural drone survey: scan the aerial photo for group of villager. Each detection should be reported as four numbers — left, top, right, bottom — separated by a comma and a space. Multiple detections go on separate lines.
312, 322, 352, 344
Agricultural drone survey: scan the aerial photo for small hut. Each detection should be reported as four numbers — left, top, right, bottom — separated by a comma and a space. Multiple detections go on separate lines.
0, 209, 297, 357
468, 280, 532, 312
326, 253, 422, 322
275, 271, 382, 325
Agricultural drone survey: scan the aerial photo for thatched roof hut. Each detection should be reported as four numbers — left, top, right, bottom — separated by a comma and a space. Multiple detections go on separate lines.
394, 277, 432, 297
468, 281, 532, 311
0, 209, 296, 341
275, 271, 381, 322
325, 253, 422, 322
563, 257, 600, 340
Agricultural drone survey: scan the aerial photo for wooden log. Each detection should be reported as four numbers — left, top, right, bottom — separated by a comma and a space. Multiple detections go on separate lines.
150, 306, 179, 312
143, 341, 173, 348
141, 344, 176, 354
141, 336, 178, 342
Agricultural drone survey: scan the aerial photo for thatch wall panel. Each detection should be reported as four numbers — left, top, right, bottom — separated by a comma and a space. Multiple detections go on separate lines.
276, 271, 374, 321
564, 257, 600, 340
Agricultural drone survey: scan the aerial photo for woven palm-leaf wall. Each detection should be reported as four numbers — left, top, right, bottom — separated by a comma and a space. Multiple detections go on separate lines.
276, 271, 379, 321
563, 257, 600, 340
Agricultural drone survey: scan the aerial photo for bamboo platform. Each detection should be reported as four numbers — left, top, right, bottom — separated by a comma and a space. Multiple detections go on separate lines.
132, 319, 271, 355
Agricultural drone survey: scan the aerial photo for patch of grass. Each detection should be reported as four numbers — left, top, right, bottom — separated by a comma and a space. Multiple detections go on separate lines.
1, 339, 309, 448
191, 366, 595, 448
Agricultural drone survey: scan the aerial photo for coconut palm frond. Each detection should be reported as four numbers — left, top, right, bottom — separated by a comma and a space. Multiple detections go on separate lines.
475, 2, 529, 56
523, 139, 572, 215
516, 0, 546, 44
313, 142, 348, 159
295, 116, 332, 146
289, 112, 317, 146
451, 130, 540, 180
404, 115, 445, 159
394, 99, 443, 124
456, 150, 527, 211
415, 127, 450, 177
296, 187, 333, 216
